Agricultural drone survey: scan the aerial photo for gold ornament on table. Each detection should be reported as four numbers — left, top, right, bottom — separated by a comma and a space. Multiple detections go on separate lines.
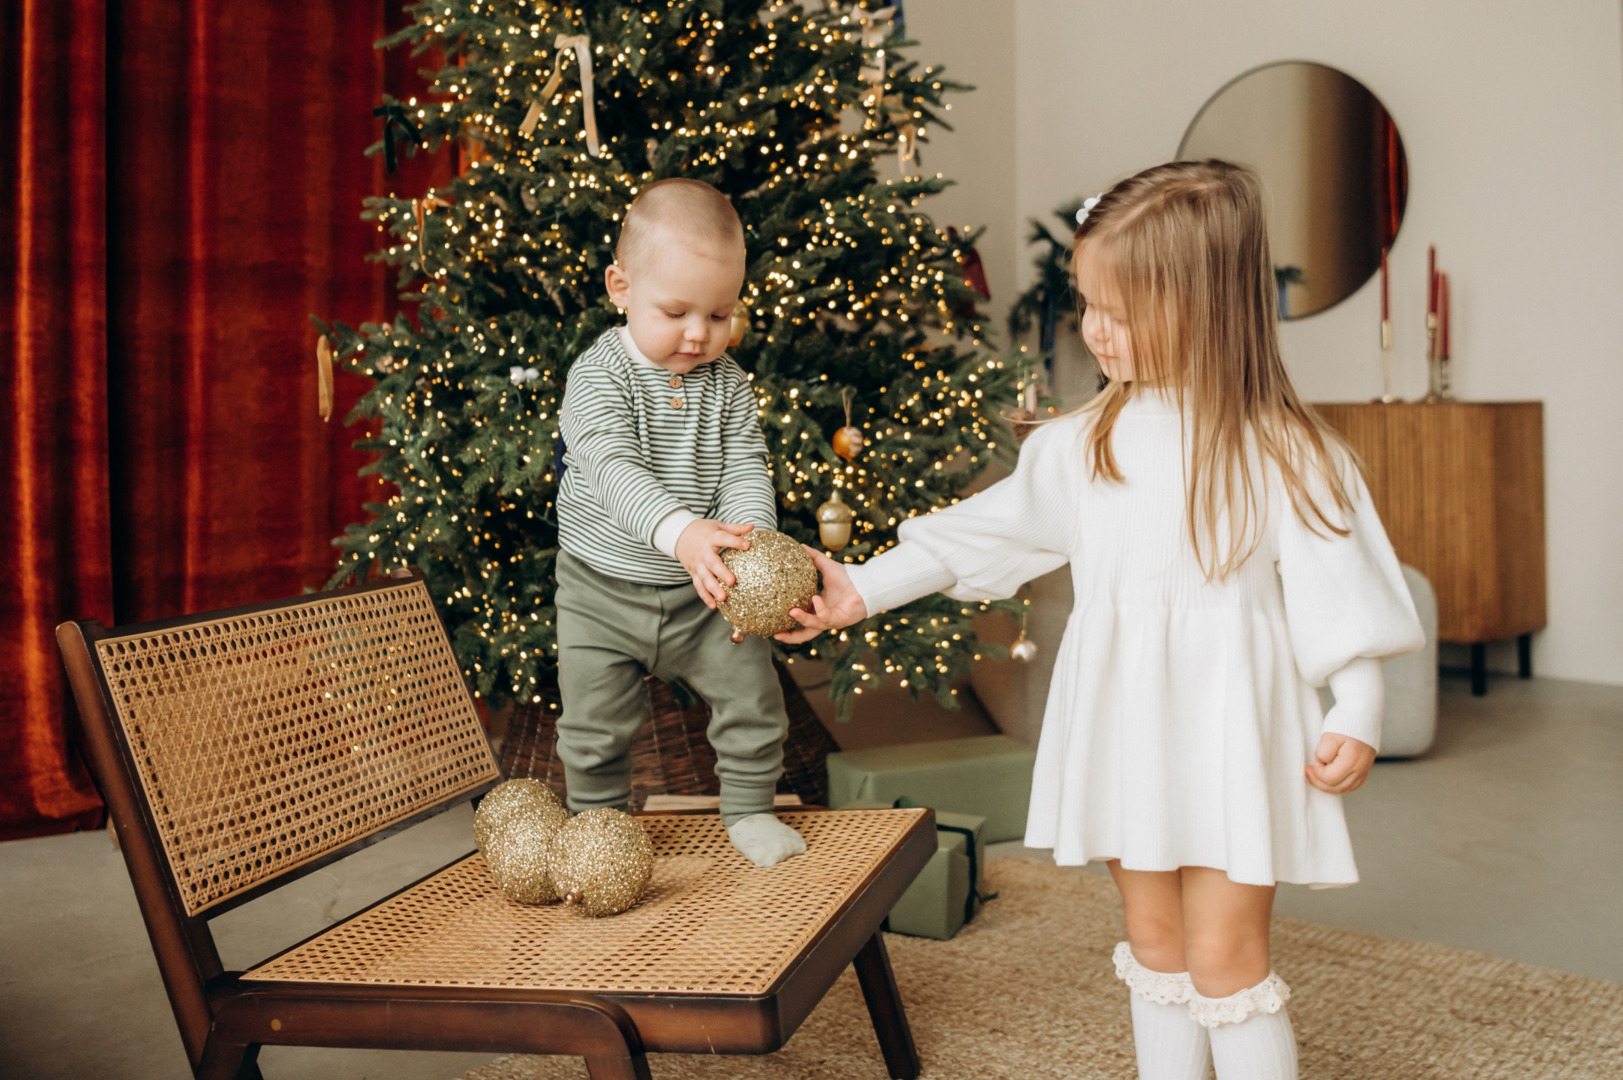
475, 779, 570, 905
551, 807, 655, 917
833, 388, 864, 460
717, 528, 820, 643
816, 489, 855, 551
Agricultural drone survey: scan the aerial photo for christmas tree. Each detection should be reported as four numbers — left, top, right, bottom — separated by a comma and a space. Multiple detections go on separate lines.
317, 0, 1023, 720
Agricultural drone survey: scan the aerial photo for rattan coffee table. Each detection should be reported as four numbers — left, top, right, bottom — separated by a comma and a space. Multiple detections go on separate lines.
240, 808, 934, 1067
57, 573, 936, 1079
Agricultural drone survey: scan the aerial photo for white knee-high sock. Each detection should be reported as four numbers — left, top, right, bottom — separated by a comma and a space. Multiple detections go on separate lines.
1190, 972, 1297, 1080
1114, 943, 1211, 1080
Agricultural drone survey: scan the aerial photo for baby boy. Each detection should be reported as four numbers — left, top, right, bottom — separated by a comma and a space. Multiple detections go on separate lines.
553, 178, 806, 867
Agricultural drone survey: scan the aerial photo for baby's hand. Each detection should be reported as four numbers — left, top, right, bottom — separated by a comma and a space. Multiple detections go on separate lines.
1305, 732, 1377, 795
775, 546, 869, 643
676, 520, 754, 608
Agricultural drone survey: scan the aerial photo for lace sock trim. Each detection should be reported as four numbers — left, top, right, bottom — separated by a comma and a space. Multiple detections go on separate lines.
1112, 941, 1196, 1006
1188, 972, 1292, 1029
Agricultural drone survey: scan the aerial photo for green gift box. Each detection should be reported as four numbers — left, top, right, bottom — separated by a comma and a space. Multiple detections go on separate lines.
846, 801, 990, 940
826, 735, 1036, 843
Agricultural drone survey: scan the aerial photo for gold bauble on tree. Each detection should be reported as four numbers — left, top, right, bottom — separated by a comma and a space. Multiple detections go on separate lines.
551, 807, 655, 917
832, 387, 864, 460
475, 779, 570, 905
717, 528, 820, 643
1009, 608, 1039, 663
817, 490, 855, 551
728, 300, 749, 348
1010, 632, 1040, 663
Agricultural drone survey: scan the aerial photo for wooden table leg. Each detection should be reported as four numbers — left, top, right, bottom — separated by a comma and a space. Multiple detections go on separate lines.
1518, 634, 1533, 679
1470, 643, 1488, 697
196, 1039, 260, 1080
854, 931, 920, 1080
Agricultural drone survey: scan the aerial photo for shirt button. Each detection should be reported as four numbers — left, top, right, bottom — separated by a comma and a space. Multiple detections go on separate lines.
670, 396, 684, 409
668, 375, 683, 388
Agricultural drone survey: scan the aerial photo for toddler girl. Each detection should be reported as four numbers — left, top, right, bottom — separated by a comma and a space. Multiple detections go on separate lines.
780, 160, 1424, 1079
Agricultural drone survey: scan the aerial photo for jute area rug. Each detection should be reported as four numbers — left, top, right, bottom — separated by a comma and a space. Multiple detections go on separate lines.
458, 857, 1622, 1080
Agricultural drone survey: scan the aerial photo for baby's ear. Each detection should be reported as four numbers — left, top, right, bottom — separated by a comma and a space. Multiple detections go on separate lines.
604, 263, 630, 308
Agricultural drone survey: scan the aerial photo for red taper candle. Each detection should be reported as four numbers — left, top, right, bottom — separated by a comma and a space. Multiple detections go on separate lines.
1439, 272, 1451, 357
1428, 245, 1438, 315
1380, 247, 1390, 321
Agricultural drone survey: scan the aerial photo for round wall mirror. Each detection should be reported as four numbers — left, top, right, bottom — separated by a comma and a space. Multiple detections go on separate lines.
1178, 61, 1407, 320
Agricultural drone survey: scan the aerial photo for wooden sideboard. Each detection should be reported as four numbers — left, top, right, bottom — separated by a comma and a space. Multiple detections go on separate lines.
1313, 402, 1546, 695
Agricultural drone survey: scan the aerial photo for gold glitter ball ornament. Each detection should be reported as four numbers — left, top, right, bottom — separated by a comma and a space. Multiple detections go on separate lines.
717, 528, 819, 642
474, 778, 565, 856
551, 807, 655, 917
476, 780, 570, 905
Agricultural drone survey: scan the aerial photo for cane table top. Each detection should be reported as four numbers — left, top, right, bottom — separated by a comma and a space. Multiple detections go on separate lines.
246, 809, 928, 996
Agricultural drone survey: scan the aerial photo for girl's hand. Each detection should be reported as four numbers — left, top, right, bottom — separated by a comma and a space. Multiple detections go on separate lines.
1306, 732, 1377, 795
775, 546, 868, 643
676, 520, 754, 608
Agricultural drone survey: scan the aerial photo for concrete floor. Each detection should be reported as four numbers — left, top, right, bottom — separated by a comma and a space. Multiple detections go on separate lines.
1, 671, 1619, 1079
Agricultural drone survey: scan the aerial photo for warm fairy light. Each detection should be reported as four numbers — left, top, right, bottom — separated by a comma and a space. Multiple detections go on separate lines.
320, 0, 1024, 718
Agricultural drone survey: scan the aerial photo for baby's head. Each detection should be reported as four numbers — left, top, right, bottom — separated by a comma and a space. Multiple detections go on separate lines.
1072, 159, 1278, 389
606, 179, 746, 374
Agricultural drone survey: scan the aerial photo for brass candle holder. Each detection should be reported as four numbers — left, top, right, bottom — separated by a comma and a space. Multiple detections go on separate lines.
1376, 318, 1397, 403
1422, 312, 1452, 403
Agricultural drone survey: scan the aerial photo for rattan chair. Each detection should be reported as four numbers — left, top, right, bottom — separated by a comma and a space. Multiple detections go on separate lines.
57, 572, 935, 1080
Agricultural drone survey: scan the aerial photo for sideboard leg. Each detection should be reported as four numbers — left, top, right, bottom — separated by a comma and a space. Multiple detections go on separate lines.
1470, 644, 1488, 697
1518, 634, 1533, 679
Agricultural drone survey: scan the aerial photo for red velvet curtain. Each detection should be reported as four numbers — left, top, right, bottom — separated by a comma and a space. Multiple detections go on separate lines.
2, 0, 441, 837
1, 0, 111, 839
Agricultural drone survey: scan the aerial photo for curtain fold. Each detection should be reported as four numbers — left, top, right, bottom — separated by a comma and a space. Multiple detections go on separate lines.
4, 0, 438, 837
0, 0, 113, 839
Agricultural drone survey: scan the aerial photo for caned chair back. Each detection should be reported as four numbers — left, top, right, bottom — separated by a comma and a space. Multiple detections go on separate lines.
67, 574, 500, 917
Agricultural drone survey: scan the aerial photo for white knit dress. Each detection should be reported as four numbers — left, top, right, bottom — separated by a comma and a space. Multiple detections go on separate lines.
845, 392, 1425, 887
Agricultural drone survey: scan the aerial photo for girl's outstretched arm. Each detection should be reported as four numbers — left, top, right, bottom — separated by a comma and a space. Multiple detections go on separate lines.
775, 546, 867, 643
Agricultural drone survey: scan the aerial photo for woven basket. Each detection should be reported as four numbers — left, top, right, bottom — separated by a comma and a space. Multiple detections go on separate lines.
499, 661, 840, 809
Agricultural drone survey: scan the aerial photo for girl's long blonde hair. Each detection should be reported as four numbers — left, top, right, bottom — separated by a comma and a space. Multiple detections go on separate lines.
1075, 159, 1356, 579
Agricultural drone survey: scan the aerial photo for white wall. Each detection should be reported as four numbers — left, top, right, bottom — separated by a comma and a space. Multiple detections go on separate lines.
904, 0, 1019, 329
917, 0, 1623, 687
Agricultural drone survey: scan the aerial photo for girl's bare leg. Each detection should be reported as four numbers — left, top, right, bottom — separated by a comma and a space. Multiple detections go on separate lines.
1178, 866, 1296, 1080
1107, 861, 1186, 971
1107, 862, 1211, 1080
1178, 865, 1275, 997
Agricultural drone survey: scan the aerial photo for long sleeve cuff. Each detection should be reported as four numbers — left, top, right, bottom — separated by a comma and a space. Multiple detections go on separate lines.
1322, 657, 1385, 752
651, 508, 700, 558
843, 542, 959, 616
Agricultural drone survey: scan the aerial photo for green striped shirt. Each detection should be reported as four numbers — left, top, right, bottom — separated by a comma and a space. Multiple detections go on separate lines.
557, 328, 778, 585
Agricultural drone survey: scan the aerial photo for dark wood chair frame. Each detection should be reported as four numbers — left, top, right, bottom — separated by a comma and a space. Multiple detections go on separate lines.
57, 573, 935, 1080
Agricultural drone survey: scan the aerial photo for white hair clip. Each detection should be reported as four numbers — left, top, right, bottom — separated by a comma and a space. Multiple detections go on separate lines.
1076, 195, 1102, 225
509, 366, 540, 386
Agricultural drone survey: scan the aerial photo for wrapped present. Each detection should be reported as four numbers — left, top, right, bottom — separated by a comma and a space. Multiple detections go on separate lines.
825, 734, 1036, 842
847, 800, 992, 940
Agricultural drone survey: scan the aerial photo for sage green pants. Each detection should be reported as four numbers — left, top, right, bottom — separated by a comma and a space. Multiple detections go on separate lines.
554, 550, 788, 824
